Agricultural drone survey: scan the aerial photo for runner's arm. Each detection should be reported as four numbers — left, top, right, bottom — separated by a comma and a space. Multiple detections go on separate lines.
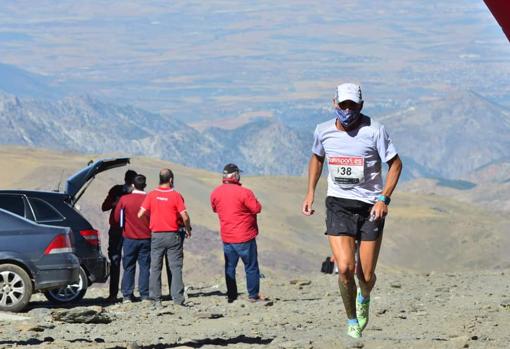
371, 154, 403, 219
302, 154, 325, 216
382, 154, 402, 198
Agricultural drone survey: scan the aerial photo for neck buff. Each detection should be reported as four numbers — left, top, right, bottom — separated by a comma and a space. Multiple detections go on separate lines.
335, 108, 360, 128
223, 176, 240, 184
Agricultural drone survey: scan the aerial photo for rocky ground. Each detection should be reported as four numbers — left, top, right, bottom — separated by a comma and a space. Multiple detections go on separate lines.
1, 267, 509, 349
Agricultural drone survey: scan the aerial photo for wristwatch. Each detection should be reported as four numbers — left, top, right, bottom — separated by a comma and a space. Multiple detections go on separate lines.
377, 194, 391, 205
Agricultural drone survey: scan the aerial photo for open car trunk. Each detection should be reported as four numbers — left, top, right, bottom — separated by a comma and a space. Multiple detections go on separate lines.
64, 158, 130, 205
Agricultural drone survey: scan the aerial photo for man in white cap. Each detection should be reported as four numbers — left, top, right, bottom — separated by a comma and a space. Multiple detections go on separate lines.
302, 83, 402, 338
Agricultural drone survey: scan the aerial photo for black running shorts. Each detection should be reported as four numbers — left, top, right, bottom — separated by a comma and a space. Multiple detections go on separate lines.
325, 196, 384, 241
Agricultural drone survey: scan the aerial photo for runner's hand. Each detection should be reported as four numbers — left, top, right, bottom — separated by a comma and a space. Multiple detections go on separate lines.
302, 194, 315, 216
370, 201, 388, 220
185, 228, 192, 239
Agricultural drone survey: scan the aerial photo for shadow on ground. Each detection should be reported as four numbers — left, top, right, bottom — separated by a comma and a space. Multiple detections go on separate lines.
139, 335, 274, 348
187, 290, 226, 298
0, 335, 274, 348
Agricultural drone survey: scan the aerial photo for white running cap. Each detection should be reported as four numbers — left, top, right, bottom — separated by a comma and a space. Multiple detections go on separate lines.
335, 83, 363, 104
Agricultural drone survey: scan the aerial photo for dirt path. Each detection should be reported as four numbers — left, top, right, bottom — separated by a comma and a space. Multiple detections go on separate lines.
1, 268, 509, 348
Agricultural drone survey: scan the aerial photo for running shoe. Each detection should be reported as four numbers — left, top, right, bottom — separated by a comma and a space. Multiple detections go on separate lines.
356, 288, 370, 331
347, 323, 362, 338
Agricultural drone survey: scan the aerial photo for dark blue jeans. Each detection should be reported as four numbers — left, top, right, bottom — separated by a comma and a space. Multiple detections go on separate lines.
121, 238, 151, 299
223, 238, 260, 300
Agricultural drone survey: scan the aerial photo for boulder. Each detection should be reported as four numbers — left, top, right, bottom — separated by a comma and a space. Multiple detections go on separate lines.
51, 306, 112, 324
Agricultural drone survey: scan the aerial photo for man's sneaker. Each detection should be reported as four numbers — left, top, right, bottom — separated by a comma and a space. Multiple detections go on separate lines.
347, 323, 362, 338
356, 289, 370, 331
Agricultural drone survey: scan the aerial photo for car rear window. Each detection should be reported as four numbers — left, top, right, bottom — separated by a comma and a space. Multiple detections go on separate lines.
0, 194, 25, 217
28, 197, 65, 223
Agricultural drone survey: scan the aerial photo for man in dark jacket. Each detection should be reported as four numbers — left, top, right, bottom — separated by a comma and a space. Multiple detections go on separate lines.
102, 169, 137, 302
113, 174, 151, 303
210, 163, 263, 303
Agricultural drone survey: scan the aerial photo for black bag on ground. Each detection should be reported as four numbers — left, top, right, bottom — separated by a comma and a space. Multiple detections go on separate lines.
321, 257, 334, 274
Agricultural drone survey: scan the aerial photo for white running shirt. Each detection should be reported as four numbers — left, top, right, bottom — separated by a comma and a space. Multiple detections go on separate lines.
311, 115, 397, 204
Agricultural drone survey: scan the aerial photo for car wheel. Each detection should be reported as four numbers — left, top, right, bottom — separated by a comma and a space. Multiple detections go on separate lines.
44, 266, 88, 304
0, 264, 33, 312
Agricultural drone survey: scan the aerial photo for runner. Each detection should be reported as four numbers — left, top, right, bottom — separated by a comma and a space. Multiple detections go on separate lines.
302, 83, 402, 338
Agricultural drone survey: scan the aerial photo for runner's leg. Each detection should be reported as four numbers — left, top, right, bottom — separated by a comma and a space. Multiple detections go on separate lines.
328, 235, 357, 320
356, 235, 383, 298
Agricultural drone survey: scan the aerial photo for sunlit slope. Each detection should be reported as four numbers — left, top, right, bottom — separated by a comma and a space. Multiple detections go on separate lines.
1, 146, 508, 273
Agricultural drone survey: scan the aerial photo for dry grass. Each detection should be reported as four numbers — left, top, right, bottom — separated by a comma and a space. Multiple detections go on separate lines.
1, 145, 509, 274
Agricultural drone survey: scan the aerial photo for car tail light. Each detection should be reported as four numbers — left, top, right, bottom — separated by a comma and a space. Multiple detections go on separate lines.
44, 234, 73, 255
80, 229, 100, 247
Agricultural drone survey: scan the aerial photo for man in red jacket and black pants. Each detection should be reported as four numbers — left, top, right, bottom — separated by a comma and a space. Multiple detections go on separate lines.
210, 163, 263, 303
113, 174, 151, 303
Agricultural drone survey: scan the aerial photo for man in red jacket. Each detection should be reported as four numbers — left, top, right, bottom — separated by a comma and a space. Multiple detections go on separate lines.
113, 174, 151, 303
210, 163, 263, 303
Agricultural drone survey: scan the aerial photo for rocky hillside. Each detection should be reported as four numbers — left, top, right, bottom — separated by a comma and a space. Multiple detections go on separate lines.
1, 147, 509, 275
1, 147, 509, 348
380, 90, 510, 179
2, 90, 510, 180
0, 93, 307, 175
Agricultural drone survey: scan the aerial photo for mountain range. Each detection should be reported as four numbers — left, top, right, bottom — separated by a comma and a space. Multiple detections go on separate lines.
2, 89, 509, 183
0, 92, 308, 175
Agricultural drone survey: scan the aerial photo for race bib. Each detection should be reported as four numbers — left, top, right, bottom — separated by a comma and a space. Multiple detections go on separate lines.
329, 156, 365, 186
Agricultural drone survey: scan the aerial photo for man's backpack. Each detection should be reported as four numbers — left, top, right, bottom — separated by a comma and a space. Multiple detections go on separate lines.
320, 257, 335, 274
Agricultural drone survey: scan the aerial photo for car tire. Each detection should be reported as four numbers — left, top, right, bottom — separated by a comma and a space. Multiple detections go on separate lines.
44, 266, 88, 304
0, 263, 33, 312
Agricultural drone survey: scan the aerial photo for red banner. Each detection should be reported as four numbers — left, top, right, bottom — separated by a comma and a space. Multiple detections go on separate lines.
484, 0, 510, 43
